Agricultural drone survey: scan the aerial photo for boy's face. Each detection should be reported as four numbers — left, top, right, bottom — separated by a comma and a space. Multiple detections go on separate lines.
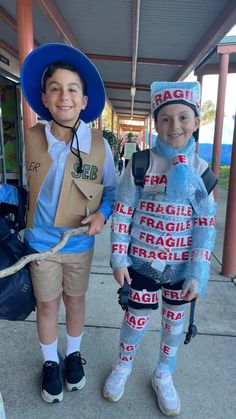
155, 103, 200, 150
42, 68, 88, 126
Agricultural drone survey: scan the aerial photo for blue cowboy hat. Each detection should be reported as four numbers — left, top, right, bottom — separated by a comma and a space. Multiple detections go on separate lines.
20, 43, 105, 123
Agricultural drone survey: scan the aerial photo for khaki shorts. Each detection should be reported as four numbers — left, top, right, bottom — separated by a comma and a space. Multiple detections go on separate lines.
29, 249, 94, 302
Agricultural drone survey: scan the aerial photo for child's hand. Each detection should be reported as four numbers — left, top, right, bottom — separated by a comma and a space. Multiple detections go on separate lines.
81, 211, 105, 235
113, 267, 132, 287
181, 278, 200, 302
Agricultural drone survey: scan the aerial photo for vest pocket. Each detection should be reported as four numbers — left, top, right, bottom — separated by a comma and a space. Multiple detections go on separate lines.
68, 179, 104, 216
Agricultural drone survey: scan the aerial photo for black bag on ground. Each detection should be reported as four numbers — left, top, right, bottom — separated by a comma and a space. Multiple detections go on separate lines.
0, 189, 36, 321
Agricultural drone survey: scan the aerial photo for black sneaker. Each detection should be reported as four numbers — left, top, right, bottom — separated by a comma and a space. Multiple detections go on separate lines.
65, 351, 87, 391
41, 361, 63, 403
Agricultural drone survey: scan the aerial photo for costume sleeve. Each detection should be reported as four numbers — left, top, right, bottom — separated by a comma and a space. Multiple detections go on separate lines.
111, 159, 139, 269
185, 190, 216, 297
0, 184, 19, 206
98, 185, 117, 221
98, 139, 118, 220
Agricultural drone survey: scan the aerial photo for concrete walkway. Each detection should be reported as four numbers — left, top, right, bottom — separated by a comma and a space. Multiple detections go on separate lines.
0, 188, 235, 419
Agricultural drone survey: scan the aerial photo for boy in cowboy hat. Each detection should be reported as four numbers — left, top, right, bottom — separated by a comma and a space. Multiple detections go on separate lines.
19, 43, 117, 403
103, 81, 216, 416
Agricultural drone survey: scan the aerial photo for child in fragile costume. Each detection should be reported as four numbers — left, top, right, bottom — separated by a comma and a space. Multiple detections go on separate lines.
103, 81, 216, 416
18, 43, 117, 403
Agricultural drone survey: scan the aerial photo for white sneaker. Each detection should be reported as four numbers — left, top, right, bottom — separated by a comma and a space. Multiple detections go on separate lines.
103, 363, 131, 402
151, 373, 180, 416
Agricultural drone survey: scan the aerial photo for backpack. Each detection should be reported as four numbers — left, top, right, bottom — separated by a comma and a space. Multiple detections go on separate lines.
0, 186, 27, 232
0, 187, 36, 321
132, 149, 218, 193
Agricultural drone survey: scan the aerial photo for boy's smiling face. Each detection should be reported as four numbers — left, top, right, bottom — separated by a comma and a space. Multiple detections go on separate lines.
155, 103, 200, 149
42, 68, 88, 126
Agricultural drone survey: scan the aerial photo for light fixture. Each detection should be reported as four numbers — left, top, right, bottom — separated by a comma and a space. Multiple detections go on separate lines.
130, 86, 136, 97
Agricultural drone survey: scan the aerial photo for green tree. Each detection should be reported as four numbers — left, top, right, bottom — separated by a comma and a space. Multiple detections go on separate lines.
201, 100, 216, 125
102, 128, 120, 167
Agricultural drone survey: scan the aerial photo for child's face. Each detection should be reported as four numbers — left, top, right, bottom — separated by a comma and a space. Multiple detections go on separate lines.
42, 68, 88, 126
155, 103, 200, 149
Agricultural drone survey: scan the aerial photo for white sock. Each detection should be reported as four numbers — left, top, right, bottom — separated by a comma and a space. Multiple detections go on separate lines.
39, 338, 59, 364
66, 333, 83, 357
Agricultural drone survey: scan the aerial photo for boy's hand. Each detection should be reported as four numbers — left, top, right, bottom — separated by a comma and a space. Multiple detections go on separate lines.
181, 278, 200, 302
113, 267, 132, 287
81, 211, 105, 235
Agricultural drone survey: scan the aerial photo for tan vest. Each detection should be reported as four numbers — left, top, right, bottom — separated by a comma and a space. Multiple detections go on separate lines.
25, 123, 105, 228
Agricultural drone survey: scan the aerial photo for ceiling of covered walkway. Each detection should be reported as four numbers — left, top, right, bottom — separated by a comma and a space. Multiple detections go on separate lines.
0, 0, 236, 122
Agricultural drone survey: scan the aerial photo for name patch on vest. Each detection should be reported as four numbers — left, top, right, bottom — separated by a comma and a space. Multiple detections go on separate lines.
71, 163, 98, 180
26, 161, 41, 172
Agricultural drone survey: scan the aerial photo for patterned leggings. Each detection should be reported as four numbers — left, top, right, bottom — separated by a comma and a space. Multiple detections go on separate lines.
117, 269, 187, 375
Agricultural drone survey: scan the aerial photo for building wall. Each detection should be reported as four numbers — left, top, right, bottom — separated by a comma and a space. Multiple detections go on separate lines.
0, 48, 19, 78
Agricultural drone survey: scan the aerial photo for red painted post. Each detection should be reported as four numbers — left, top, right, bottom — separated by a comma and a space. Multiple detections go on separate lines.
117, 117, 120, 138
221, 112, 236, 277
195, 74, 203, 154
98, 115, 103, 130
111, 109, 114, 133
16, 0, 37, 130
211, 53, 229, 199
149, 114, 152, 148
143, 118, 146, 150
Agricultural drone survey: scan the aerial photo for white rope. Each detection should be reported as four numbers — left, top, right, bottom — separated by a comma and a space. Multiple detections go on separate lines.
0, 226, 89, 279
